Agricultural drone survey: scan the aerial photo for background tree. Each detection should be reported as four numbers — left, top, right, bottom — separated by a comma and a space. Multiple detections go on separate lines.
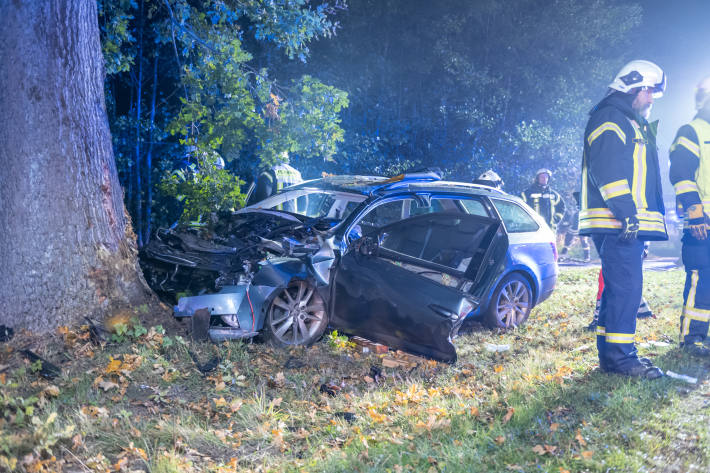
100, 0, 348, 241
0, 0, 153, 331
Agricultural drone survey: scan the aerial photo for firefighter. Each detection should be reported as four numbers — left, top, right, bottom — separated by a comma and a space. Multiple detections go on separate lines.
669, 75, 710, 357
473, 170, 504, 189
246, 151, 304, 209
558, 191, 591, 262
580, 59, 667, 379
521, 169, 565, 229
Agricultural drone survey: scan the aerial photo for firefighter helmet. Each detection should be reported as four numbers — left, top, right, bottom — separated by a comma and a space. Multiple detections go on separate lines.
608, 60, 666, 98
695, 76, 710, 111
535, 168, 552, 178
478, 170, 502, 182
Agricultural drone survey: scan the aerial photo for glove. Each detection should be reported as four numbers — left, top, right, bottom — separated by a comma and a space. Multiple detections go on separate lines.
687, 204, 708, 240
619, 215, 640, 241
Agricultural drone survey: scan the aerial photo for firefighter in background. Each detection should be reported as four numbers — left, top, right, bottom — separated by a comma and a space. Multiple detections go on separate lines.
473, 170, 504, 190
669, 75, 710, 357
246, 151, 304, 210
580, 59, 667, 379
521, 169, 565, 230
558, 191, 591, 262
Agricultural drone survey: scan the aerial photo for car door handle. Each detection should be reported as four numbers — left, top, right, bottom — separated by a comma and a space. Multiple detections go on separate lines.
428, 304, 456, 318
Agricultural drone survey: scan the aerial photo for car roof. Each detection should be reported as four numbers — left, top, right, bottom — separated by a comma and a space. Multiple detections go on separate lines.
287, 174, 511, 199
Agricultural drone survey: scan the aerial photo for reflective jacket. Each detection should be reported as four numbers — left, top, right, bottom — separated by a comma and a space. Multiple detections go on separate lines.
521, 184, 565, 228
669, 110, 710, 229
247, 162, 304, 206
579, 92, 667, 241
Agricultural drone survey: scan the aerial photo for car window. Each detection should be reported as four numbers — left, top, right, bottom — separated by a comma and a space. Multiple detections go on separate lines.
255, 190, 365, 221
409, 198, 461, 217
459, 198, 489, 217
379, 214, 491, 272
492, 199, 540, 233
359, 200, 405, 228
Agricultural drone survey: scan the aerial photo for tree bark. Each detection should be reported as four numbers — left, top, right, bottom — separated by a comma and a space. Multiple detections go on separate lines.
0, 0, 153, 332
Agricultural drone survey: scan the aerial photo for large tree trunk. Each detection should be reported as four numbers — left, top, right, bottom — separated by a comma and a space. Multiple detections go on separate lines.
0, 0, 154, 331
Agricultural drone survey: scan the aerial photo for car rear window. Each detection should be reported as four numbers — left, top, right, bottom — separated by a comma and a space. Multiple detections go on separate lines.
491, 199, 540, 233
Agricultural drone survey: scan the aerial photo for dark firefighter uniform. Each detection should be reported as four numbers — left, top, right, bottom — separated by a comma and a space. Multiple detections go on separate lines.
580, 92, 667, 371
521, 182, 565, 229
247, 162, 303, 210
669, 109, 710, 350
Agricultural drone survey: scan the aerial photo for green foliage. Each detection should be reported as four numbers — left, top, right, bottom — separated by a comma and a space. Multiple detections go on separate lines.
111, 316, 149, 343
325, 329, 354, 350
158, 155, 245, 224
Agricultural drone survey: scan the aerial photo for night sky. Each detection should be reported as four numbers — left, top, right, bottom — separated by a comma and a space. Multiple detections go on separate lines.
631, 0, 710, 175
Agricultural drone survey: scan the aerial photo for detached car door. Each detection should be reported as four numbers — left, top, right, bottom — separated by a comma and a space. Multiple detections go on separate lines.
331, 212, 507, 362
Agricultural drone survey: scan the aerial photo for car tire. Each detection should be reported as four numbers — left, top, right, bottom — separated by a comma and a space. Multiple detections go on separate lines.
265, 280, 328, 346
483, 273, 533, 329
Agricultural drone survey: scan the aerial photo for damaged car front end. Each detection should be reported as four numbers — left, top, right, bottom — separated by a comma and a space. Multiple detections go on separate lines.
141, 175, 509, 362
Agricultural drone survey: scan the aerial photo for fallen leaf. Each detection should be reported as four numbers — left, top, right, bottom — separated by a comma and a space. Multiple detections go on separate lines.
532, 444, 547, 455
581, 450, 594, 459
43, 385, 60, 397
494, 365, 504, 373
98, 380, 119, 391
576, 429, 587, 446
494, 435, 505, 445
502, 408, 514, 424
550, 422, 559, 432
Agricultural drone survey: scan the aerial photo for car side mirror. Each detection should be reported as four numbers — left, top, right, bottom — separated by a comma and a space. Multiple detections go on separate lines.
357, 236, 379, 257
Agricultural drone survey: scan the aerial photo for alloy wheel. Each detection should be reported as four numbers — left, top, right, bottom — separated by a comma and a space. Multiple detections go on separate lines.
495, 279, 530, 328
268, 281, 326, 345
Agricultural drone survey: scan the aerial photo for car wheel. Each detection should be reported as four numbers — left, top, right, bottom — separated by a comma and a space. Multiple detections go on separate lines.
265, 280, 328, 346
484, 273, 532, 329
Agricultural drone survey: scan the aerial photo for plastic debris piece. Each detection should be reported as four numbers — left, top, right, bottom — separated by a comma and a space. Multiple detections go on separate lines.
665, 371, 697, 384
485, 343, 510, 353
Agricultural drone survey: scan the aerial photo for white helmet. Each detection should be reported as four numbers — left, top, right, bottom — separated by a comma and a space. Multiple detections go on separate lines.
608, 60, 666, 98
478, 170, 502, 182
696, 76, 710, 111
535, 168, 552, 178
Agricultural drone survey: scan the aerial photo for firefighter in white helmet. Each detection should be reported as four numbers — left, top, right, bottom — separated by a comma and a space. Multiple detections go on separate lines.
580, 60, 667, 379
521, 168, 565, 229
473, 170, 504, 189
669, 75, 710, 357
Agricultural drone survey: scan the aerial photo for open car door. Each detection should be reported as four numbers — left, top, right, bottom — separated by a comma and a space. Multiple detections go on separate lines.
331, 212, 508, 362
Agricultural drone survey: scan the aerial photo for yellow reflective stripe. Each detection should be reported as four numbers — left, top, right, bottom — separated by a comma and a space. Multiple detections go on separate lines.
605, 333, 636, 344
579, 218, 622, 229
673, 180, 699, 195
596, 326, 606, 335
599, 179, 632, 200
631, 125, 648, 209
588, 122, 626, 146
683, 307, 710, 322
682, 271, 700, 337
675, 136, 701, 157
580, 208, 614, 218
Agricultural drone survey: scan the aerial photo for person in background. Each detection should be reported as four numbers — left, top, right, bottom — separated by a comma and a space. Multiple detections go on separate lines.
579, 59, 667, 379
521, 168, 565, 230
668, 75, 710, 357
473, 169, 504, 190
559, 191, 591, 262
246, 151, 304, 210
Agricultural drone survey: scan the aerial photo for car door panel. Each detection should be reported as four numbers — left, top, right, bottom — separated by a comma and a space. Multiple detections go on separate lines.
331, 213, 507, 362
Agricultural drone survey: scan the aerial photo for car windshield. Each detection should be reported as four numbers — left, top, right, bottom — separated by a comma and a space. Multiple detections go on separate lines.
246, 188, 367, 221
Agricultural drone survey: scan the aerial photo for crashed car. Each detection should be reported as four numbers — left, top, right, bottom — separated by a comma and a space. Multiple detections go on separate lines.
141, 172, 557, 362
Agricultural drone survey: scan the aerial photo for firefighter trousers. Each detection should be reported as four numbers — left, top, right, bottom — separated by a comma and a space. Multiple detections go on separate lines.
680, 236, 710, 345
592, 235, 644, 369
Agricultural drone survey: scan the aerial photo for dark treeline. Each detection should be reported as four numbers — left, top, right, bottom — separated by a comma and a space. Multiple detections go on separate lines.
102, 0, 642, 245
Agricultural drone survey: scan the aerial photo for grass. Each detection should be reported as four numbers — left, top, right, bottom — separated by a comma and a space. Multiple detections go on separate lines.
2, 266, 710, 472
